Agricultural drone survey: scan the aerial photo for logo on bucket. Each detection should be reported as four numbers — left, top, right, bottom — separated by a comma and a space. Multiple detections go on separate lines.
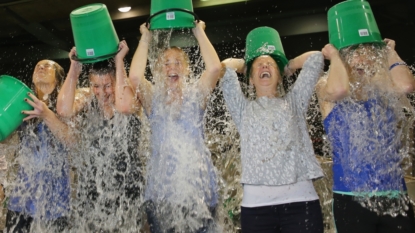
86, 49, 95, 57
267, 45, 276, 53
166, 12, 176, 20
358, 29, 369, 37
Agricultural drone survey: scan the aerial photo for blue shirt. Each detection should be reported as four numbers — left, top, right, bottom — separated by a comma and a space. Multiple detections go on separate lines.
324, 98, 406, 193
8, 122, 70, 219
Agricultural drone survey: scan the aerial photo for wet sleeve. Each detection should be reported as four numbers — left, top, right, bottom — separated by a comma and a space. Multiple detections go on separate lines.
221, 68, 248, 129
288, 52, 324, 115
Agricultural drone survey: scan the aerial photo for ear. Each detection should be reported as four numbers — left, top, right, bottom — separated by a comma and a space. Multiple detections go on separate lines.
249, 77, 254, 86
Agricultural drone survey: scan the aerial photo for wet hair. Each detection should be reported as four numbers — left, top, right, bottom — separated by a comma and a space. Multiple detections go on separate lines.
339, 43, 387, 79
339, 43, 384, 62
153, 47, 190, 70
88, 59, 116, 80
165, 46, 190, 66
53, 62, 65, 88
86, 59, 116, 111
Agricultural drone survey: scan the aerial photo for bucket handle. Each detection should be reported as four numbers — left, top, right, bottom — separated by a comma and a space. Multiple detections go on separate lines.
71, 50, 120, 63
146, 8, 200, 27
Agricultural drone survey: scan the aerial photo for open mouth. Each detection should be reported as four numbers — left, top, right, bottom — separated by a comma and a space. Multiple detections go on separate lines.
355, 68, 365, 75
168, 73, 179, 81
260, 72, 271, 79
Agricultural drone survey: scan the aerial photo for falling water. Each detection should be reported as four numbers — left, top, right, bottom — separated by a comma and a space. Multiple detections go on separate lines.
323, 44, 414, 217
1, 32, 414, 233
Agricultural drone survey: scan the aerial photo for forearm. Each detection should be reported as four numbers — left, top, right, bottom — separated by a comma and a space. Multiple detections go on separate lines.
221, 68, 247, 128
194, 29, 221, 74
388, 51, 415, 94
43, 109, 78, 147
115, 58, 136, 114
288, 51, 320, 70
130, 36, 150, 94
194, 28, 221, 89
222, 58, 245, 74
57, 63, 79, 117
324, 55, 350, 99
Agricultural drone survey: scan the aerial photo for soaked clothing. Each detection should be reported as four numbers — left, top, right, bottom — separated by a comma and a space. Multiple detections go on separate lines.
6, 210, 68, 233
323, 98, 406, 193
221, 52, 324, 186
75, 109, 143, 231
144, 85, 219, 232
7, 122, 70, 220
324, 96, 415, 230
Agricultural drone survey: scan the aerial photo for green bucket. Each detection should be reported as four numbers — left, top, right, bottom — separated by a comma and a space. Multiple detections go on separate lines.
148, 0, 197, 30
328, 0, 384, 50
70, 3, 119, 63
0, 75, 34, 142
245, 27, 288, 76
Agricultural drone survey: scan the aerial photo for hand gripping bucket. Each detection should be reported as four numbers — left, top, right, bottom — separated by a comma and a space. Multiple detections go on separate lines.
0, 75, 34, 142
328, 0, 384, 50
147, 0, 198, 30
245, 27, 288, 77
70, 3, 119, 63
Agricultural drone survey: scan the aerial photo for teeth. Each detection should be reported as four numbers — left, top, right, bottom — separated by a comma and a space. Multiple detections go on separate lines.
260, 72, 270, 78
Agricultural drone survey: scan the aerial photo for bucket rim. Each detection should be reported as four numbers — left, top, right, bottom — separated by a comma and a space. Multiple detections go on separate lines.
0, 75, 34, 93
70, 3, 107, 17
71, 50, 119, 64
146, 8, 199, 29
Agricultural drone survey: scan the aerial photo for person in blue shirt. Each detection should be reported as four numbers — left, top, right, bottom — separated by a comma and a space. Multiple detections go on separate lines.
6, 60, 76, 233
317, 40, 415, 233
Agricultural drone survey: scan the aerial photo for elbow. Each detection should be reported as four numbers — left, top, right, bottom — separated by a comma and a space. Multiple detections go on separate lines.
400, 82, 415, 94
207, 63, 222, 77
56, 105, 71, 118
117, 106, 135, 115
115, 101, 135, 115
326, 86, 350, 101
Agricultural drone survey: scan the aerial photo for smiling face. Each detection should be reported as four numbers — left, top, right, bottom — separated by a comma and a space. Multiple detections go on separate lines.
32, 60, 57, 87
158, 48, 189, 90
89, 73, 115, 107
249, 55, 281, 96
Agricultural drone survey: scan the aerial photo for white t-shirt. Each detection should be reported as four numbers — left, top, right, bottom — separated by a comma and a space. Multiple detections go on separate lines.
241, 180, 319, 207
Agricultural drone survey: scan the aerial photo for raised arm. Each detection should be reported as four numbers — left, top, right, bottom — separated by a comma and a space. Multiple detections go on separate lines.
114, 40, 139, 114
221, 58, 246, 74
194, 20, 222, 91
316, 44, 350, 102
288, 52, 324, 114
385, 39, 415, 94
24, 93, 77, 147
221, 62, 249, 130
57, 48, 88, 117
285, 51, 320, 75
130, 23, 153, 114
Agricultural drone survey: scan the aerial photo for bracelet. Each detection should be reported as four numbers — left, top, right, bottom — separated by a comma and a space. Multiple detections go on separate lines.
389, 62, 407, 71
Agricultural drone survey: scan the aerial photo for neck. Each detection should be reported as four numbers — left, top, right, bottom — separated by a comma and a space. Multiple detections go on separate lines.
102, 104, 114, 119
35, 82, 56, 104
256, 86, 278, 98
